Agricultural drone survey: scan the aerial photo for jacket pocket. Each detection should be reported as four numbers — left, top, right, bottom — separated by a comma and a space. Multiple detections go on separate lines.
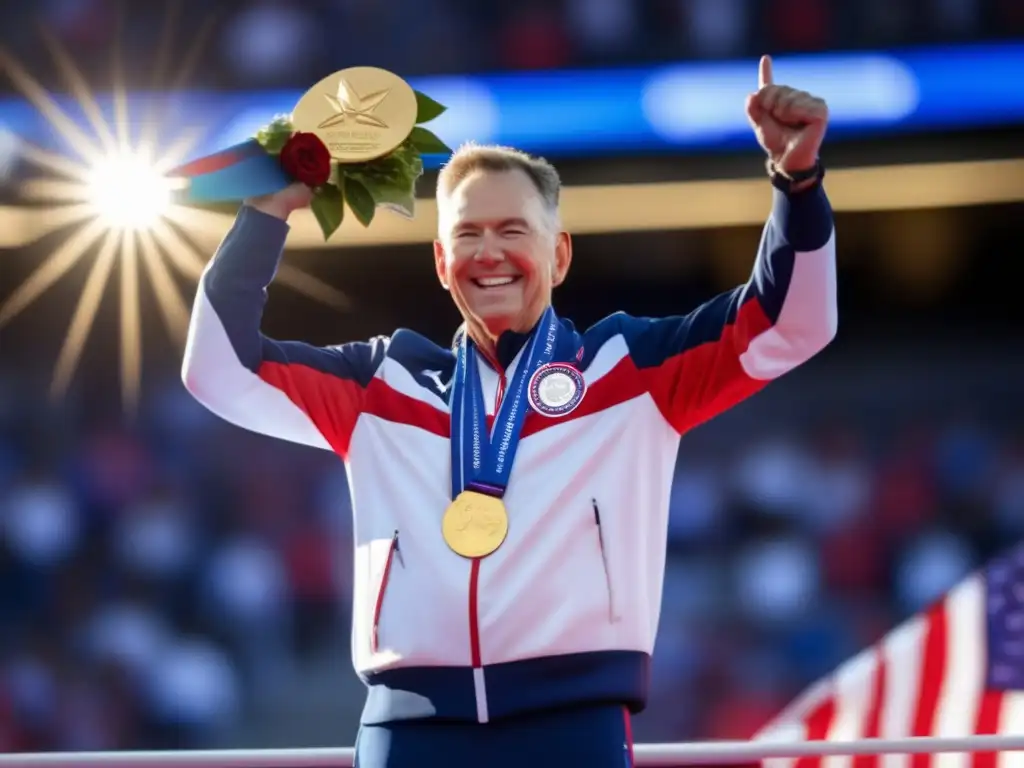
371, 529, 402, 652
591, 500, 621, 623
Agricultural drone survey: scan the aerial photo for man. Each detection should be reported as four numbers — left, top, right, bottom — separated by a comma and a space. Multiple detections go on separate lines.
182, 55, 836, 767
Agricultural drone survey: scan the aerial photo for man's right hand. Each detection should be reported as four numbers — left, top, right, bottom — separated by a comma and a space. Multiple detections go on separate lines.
245, 182, 313, 221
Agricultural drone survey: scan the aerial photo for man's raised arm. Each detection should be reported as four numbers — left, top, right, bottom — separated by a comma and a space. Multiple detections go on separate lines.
617, 177, 836, 433
615, 55, 837, 434
182, 185, 386, 457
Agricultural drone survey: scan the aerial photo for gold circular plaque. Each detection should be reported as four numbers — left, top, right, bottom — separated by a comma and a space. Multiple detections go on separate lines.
442, 491, 509, 559
291, 66, 418, 164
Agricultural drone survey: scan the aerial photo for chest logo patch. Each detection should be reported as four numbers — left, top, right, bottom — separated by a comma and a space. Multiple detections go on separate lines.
527, 363, 586, 417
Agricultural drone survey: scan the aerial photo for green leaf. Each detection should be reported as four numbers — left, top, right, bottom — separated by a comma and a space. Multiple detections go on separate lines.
255, 114, 295, 155
344, 176, 376, 228
409, 126, 452, 156
339, 139, 424, 220
310, 184, 345, 240
414, 90, 447, 124
368, 180, 417, 220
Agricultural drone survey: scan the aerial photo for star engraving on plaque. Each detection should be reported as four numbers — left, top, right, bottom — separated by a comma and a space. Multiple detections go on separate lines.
317, 78, 391, 130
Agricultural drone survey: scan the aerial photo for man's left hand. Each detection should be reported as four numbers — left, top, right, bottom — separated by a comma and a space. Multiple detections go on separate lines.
746, 55, 829, 175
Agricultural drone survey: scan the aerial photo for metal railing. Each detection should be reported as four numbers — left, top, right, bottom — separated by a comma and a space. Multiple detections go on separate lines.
2, 735, 1024, 767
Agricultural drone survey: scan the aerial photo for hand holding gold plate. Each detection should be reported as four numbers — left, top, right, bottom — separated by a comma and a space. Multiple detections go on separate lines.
254, 66, 451, 240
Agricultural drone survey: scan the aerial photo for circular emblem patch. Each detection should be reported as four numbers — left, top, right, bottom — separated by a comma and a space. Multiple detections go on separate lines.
528, 363, 586, 417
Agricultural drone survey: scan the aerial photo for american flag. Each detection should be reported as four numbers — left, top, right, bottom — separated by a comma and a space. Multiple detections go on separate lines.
754, 541, 1024, 768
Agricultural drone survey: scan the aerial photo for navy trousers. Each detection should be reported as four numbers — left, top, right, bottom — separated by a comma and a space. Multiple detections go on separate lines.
353, 704, 635, 768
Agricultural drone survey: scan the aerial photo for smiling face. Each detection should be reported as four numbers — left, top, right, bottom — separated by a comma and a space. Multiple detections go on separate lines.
434, 167, 571, 346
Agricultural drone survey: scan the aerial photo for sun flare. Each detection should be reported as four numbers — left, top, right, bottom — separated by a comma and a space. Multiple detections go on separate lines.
86, 151, 173, 231
0, 13, 349, 413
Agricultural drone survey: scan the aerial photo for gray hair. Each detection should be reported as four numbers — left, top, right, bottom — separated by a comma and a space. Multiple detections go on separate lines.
435, 143, 562, 235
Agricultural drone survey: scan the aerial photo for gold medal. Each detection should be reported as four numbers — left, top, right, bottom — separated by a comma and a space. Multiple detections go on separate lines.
291, 66, 419, 164
442, 491, 509, 559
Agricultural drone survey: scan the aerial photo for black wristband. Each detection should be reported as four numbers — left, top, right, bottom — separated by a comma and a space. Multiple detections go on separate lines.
766, 158, 824, 192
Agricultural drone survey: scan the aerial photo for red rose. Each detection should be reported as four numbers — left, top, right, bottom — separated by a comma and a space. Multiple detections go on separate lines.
279, 132, 332, 187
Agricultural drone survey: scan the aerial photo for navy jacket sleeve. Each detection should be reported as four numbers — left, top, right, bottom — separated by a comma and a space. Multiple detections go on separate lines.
181, 205, 387, 456
617, 181, 837, 435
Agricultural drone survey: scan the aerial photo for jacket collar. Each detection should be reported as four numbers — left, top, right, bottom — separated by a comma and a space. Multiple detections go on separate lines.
451, 311, 551, 370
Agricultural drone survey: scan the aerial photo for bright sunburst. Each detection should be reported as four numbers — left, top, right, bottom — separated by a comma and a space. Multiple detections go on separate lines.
86, 151, 174, 230
0, 9, 349, 414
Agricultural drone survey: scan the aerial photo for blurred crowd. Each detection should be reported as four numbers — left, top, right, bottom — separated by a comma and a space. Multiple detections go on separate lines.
1, 0, 1023, 92
0, 378, 351, 751
0, 366, 1021, 750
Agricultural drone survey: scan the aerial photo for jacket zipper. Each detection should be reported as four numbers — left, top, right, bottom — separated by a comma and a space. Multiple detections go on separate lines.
371, 529, 401, 653
467, 349, 506, 721
592, 500, 620, 623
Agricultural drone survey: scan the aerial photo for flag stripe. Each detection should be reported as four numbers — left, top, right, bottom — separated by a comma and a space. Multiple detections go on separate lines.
851, 652, 887, 768
826, 650, 880, 768
881, 615, 929, 768
934, 577, 986, 768
910, 602, 949, 768
969, 690, 1004, 768
793, 699, 837, 768
998, 693, 1024, 768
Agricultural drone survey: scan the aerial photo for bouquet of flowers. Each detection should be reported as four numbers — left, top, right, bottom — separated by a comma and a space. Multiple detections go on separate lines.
253, 89, 451, 240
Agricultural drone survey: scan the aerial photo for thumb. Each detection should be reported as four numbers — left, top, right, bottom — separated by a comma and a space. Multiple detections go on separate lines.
758, 55, 773, 89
